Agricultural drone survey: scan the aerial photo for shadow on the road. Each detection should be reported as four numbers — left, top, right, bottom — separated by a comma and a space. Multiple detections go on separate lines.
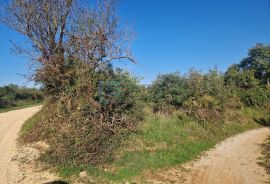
43, 181, 69, 184
254, 118, 270, 126
259, 135, 270, 183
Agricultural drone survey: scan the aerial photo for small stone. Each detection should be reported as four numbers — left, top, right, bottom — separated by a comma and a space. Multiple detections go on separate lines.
79, 171, 88, 178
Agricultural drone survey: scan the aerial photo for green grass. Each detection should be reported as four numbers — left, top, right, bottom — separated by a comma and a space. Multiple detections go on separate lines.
0, 101, 43, 113
20, 108, 43, 136
58, 111, 260, 183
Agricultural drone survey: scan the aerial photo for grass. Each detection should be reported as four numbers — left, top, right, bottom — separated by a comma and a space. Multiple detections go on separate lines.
0, 101, 43, 113
58, 108, 260, 183
20, 108, 43, 136
261, 136, 270, 179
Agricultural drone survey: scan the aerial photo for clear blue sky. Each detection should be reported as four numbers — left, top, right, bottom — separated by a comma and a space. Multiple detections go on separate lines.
1, 0, 270, 86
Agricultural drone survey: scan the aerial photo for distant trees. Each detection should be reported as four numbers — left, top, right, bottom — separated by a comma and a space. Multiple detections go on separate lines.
0, 84, 43, 108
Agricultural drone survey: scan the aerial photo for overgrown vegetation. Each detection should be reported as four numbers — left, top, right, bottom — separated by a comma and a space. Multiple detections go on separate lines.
260, 135, 270, 183
23, 68, 144, 166
1, 0, 270, 183
17, 45, 270, 183
2, 0, 143, 166
57, 44, 269, 182
57, 107, 263, 183
0, 84, 43, 112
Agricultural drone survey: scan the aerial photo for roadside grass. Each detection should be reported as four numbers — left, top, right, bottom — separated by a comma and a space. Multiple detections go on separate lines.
58, 108, 260, 183
0, 101, 43, 113
260, 136, 270, 182
20, 108, 43, 136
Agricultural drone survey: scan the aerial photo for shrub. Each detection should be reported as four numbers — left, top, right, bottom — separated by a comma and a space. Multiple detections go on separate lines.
150, 72, 191, 113
239, 86, 269, 106
23, 64, 144, 166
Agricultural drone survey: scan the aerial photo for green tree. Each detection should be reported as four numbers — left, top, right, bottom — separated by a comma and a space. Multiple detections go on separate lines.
226, 45, 270, 87
224, 44, 270, 106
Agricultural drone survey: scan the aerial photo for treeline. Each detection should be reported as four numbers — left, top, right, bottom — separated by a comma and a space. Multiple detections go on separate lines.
0, 84, 44, 108
149, 45, 270, 123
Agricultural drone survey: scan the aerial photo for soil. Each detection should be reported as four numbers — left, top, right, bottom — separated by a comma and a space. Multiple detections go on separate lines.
0, 106, 58, 184
147, 127, 270, 184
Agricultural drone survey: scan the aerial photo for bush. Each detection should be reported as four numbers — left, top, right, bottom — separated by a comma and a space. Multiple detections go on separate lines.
149, 68, 246, 123
239, 86, 269, 106
23, 64, 144, 166
150, 72, 191, 113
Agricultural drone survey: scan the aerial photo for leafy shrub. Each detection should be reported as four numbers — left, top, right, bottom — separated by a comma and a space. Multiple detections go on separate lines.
198, 95, 219, 109
150, 72, 191, 113
186, 69, 204, 98
149, 68, 250, 123
239, 86, 269, 106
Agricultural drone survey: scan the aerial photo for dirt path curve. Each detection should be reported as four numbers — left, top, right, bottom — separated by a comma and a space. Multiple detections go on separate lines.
148, 127, 270, 184
0, 106, 57, 184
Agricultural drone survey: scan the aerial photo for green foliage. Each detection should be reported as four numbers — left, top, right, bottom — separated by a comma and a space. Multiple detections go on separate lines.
203, 68, 228, 103
186, 69, 204, 98
0, 102, 43, 113
150, 68, 235, 122
96, 68, 144, 123
225, 65, 260, 89
0, 84, 43, 109
239, 86, 269, 106
22, 63, 144, 166
56, 110, 260, 182
150, 72, 191, 113
20, 108, 44, 136
240, 45, 270, 85
225, 45, 270, 106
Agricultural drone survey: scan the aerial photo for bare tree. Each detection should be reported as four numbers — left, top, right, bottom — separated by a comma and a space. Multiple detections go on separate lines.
1, 0, 135, 95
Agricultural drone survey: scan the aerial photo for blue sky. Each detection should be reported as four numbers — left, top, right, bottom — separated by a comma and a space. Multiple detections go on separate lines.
1, 0, 270, 86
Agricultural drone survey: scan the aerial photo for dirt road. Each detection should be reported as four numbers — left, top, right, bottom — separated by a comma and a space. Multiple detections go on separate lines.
0, 107, 269, 184
0, 106, 57, 184
148, 127, 270, 184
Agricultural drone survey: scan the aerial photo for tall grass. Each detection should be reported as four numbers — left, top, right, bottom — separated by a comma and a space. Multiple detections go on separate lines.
57, 109, 260, 183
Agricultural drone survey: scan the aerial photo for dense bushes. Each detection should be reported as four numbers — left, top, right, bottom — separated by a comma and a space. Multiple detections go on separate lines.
150, 45, 270, 123
150, 69, 229, 122
0, 84, 43, 108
